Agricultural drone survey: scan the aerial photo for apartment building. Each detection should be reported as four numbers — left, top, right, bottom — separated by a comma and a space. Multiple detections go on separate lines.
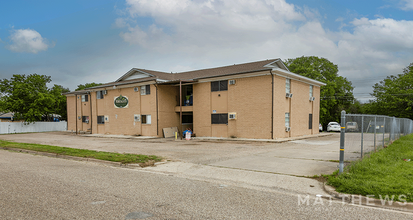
65, 59, 325, 139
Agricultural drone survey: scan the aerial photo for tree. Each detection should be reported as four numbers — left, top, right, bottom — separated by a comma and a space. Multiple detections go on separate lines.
0, 74, 69, 122
284, 56, 355, 126
50, 84, 70, 121
75, 82, 103, 91
364, 63, 413, 119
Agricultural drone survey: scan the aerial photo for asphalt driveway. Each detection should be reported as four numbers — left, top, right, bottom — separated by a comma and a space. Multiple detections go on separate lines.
0, 131, 342, 176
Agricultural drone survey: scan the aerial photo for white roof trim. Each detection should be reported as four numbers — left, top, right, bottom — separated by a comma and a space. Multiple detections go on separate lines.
272, 68, 326, 87
115, 68, 155, 82
263, 59, 289, 71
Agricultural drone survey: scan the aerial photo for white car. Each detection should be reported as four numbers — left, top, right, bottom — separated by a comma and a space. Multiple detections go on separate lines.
319, 124, 323, 132
327, 122, 341, 132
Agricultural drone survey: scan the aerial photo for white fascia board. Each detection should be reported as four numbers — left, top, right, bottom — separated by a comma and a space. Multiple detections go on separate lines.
115, 68, 155, 82
272, 68, 326, 87
155, 79, 170, 83
263, 59, 290, 71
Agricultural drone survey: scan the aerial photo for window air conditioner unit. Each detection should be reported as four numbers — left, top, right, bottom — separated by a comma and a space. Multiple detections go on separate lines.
309, 97, 315, 101
286, 93, 293, 98
134, 114, 140, 122
228, 113, 237, 120
229, 80, 236, 85
102, 90, 107, 95
285, 127, 291, 132
134, 87, 139, 92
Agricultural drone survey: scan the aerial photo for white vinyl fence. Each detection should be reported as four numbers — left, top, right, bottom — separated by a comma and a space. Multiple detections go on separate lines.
0, 121, 67, 134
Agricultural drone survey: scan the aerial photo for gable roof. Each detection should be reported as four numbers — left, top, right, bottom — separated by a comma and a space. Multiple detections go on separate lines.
65, 58, 324, 95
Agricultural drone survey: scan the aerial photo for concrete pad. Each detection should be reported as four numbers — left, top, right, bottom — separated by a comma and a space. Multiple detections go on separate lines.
143, 162, 328, 196
210, 156, 338, 176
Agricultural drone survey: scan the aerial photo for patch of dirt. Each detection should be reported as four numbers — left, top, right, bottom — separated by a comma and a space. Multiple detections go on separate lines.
139, 160, 156, 168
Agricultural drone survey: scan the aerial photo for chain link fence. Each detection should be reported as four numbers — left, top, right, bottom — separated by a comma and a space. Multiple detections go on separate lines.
341, 113, 413, 162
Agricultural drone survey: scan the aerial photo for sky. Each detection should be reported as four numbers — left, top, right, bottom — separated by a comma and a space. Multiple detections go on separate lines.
1, 0, 413, 102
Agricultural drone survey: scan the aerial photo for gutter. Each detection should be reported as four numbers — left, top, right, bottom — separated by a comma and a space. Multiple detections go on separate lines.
272, 68, 326, 87
270, 70, 274, 139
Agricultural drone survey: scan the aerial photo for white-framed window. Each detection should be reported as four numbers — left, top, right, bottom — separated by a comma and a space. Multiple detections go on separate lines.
141, 115, 151, 124
285, 79, 291, 93
285, 113, 290, 128
97, 91, 104, 99
309, 85, 313, 98
141, 85, 151, 95
81, 95, 88, 102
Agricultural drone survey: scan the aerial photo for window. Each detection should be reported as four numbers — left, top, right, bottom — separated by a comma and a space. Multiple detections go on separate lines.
211, 113, 228, 124
97, 116, 105, 124
97, 91, 104, 99
141, 115, 151, 124
211, 80, 228, 92
309, 114, 313, 129
285, 113, 290, 128
309, 85, 313, 98
82, 116, 89, 123
141, 85, 151, 95
285, 79, 291, 93
82, 95, 88, 102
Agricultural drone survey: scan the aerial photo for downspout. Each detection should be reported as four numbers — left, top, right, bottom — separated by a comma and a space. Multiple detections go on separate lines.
75, 95, 78, 135
89, 91, 92, 134
179, 80, 182, 140
270, 70, 274, 139
155, 84, 159, 136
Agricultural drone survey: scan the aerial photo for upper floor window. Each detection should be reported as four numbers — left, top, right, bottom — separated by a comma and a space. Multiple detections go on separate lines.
285, 79, 291, 93
211, 80, 228, 92
97, 91, 104, 99
309, 85, 313, 98
141, 85, 151, 95
81, 95, 88, 102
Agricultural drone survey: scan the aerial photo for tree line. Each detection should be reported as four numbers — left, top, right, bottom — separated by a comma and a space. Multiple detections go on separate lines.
1, 56, 411, 124
0, 74, 101, 123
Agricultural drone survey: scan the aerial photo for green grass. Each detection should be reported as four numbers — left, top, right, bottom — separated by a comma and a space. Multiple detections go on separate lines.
0, 140, 162, 164
327, 134, 413, 202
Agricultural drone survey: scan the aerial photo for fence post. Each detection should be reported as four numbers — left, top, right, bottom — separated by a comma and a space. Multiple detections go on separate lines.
361, 115, 364, 158
374, 116, 377, 152
339, 110, 346, 174
382, 116, 385, 147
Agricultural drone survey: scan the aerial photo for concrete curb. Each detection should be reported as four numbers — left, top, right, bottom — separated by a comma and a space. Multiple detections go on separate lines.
323, 182, 413, 212
192, 133, 333, 143
0, 147, 144, 169
76, 132, 333, 143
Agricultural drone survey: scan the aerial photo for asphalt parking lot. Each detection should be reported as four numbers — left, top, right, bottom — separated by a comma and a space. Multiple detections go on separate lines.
0, 131, 344, 176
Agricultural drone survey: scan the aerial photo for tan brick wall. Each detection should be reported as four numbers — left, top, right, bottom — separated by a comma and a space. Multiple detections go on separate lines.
66, 96, 76, 131
273, 75, 290, 138
157, 85, 180, 137
290, 80, 313, 137
66, 73, 321, 139
193, 82, 211, 137
227, 75, 272, 139
79, 94, 91, 132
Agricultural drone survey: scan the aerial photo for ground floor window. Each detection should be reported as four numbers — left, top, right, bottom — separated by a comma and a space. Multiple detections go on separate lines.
142, 115, 151, 124
211, 113, 228, 124
285, 113, 290, 128
82, 116, 89, 123
97, 116, 105, 124
309, 114, 313, 129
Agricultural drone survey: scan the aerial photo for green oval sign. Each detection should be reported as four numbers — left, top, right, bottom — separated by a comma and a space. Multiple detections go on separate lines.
114, 95, 129, 108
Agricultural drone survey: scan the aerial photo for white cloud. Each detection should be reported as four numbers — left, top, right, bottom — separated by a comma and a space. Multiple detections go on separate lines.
400, 0, 413, 10
115, 0, 413, 102
7, 29, 53, 53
